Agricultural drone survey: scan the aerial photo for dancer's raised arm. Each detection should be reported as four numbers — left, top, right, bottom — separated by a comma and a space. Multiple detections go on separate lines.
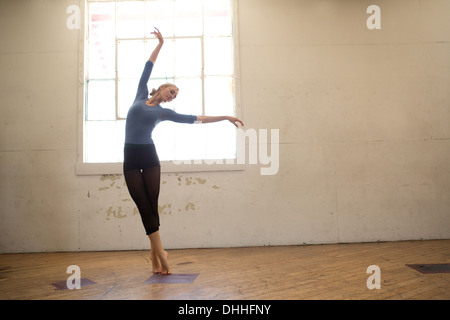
149, 27, 163, 64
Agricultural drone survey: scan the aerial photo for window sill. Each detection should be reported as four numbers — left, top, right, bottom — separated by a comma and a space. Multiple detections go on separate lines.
75, 161, 245, 176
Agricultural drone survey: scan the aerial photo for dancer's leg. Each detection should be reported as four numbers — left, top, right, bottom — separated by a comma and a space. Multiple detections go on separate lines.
148, 231, 171, 275
124, 169, 163, 273
150, 242, 162, 274
142, 166, 161, 230
142, 166, 171, 275
124, 169, 160, 234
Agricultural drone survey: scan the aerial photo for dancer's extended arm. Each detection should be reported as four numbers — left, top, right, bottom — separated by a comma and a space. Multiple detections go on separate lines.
196, 115, 244, 128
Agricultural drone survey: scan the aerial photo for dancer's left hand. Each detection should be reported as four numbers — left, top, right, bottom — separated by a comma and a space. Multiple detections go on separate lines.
227, 116, 244, 128
152, 27, 164, 44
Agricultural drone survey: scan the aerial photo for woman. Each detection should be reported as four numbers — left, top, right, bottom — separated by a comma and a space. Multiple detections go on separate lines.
123, 28, 243, 275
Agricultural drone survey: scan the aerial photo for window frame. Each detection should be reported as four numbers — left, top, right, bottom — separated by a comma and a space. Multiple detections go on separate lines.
76, 0, 243, 175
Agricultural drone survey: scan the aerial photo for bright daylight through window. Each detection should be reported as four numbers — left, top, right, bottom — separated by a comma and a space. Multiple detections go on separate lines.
84, 0, 236, 164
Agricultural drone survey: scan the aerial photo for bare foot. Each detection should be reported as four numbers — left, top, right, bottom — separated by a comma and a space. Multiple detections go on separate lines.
158, 250, 172, 275
150, 250, 162, 274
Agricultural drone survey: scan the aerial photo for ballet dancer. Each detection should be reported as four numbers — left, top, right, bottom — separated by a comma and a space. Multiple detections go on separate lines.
123, 28, 244, 275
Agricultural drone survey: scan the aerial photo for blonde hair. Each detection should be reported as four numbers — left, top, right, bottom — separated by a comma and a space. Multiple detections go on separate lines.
150, 83, 178, 96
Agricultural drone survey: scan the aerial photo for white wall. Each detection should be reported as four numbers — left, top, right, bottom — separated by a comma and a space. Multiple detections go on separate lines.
1, 0, 449, 253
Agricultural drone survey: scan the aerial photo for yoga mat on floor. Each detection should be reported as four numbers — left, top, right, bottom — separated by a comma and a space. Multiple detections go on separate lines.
51, 278, 97, 290
144, 273, 199, 284
405, 263, 450, 274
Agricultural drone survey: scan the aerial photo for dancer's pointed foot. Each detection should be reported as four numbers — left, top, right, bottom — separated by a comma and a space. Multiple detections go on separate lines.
158, 250, 171, 275
150, 250, 162, 274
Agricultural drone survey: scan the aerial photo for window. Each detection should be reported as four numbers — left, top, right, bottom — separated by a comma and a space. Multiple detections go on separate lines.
80, 0, 238, 171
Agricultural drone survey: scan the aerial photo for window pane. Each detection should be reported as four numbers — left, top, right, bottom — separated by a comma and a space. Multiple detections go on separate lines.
153, 121, 176, 161
118, 78, 139, 119
117, 120, 126, 163
86, 80, 115, 121
116, 1, 145, 39
146, 0, 175, 37
173, 78, 202, 115
174, 124, 205, 160
85, 120, 124, 163
88, 2, 115, 40
204, 76, 234, 116
204, 37, 233, 76
174, 0, 202, 36
204, 0, 232, 36
117, 40, 146, 79
88, 2, 115, 79
174, 38, 202, 77
205, 121, 236, 159
88, 39, 115, 79
146, 39, 175, 79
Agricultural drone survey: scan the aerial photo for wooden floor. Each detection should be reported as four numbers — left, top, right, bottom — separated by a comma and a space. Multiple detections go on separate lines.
0, 240, 449, 300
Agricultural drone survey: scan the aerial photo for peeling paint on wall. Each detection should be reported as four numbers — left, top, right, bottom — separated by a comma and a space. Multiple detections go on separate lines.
158, 202, 200, 214
185, 202, 196, 211
196, 178, 206, 184
158, 203, 172, 215
103, 205, 138, 220
105, 206, 126, 220
98, 174, 123, 191
174, 174, 210, 187
94, 172, 219, 225
100, 174, 122, 182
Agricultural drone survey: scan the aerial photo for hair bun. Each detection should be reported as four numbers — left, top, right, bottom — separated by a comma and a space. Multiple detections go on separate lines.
150, 88, 158, 96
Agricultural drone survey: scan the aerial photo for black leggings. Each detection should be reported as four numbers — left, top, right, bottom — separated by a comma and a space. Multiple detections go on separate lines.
123, 144, 161, 235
